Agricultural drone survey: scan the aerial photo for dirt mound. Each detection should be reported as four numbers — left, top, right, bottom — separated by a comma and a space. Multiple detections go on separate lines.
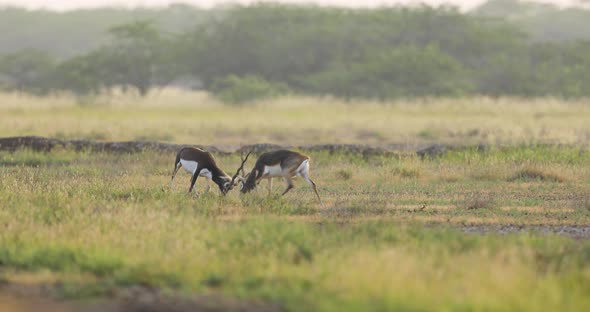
0, 136, 410, 156
0, 136, 223, 154
0, 136, 501, 157
0, 136, 66, 152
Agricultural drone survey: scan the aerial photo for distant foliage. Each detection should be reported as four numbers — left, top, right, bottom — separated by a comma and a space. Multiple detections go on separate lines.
299, 45, 472, 99
474, 0, 590, 42
210, 75, 290, 104
49, 21, 173, 96
0, 49, 55, 94
180, 4, 590, 99
1, 3, 590, 99
0, 5, 212, 57
51, 50, 109, 95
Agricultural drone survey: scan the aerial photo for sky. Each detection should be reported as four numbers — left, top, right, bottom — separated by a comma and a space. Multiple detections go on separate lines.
0, 0, 586, 11
0, 0, 481, 10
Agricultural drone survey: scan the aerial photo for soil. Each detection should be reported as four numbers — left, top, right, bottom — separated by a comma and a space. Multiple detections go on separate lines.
0, 283, 281, 312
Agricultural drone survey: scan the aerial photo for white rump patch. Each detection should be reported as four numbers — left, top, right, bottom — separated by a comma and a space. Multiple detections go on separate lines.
262, 164, 283, 177
296, 159, 309, 176
180, 159, 198, 174
180, 159, 212, 179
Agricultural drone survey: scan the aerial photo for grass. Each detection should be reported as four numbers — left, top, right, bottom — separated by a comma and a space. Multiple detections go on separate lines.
1, 92, 590, 310
1, 219, 590, 310
0, 147, 590, 310
1, 90, 590, 146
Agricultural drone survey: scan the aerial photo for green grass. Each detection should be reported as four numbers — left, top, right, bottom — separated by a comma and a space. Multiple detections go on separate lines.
0, 150, 76, 167
1, 147, 590, 310
1, 219, 589, 310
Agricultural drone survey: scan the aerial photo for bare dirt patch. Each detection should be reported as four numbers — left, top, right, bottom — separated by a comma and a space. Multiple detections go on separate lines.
459, 225, 590, 239
0, 282, 281, 312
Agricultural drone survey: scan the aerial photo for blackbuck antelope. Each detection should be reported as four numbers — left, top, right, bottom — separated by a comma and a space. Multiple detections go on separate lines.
171, 147, 250, 195
240, 150, 321, 203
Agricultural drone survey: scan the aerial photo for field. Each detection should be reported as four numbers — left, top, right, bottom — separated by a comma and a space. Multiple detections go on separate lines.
1, 91, 590, 311
2, 90, 590, 147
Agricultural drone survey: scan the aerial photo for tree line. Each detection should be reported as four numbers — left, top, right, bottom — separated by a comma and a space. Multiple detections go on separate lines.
1, 4, 590, 102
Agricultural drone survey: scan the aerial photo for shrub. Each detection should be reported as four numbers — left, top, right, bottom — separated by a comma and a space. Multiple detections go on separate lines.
392, 166, 421, 178
336, 169, 353, 180
209, 75, 290, 105
508, 167, 565, 182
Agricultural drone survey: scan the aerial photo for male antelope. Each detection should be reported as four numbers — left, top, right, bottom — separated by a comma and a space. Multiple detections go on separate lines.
240, 150, 321, 203
171, 147, 248, 195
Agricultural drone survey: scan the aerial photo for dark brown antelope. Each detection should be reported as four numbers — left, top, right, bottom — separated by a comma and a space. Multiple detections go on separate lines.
171, 147, 248, 195
240, 150, 321, 203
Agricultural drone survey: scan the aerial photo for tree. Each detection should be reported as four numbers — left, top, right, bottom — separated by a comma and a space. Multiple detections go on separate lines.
51, 50, 109, 96
299, 45, 472, 99
0, 49, 55, 94
102, 20, 172, 95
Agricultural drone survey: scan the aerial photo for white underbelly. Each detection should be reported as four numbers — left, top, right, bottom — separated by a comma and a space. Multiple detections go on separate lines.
180, 159, 212, 179
262, 164, 283, 177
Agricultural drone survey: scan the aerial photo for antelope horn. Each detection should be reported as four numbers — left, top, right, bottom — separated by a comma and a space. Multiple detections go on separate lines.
230, 149, 252, 187
240, 160, 246, 177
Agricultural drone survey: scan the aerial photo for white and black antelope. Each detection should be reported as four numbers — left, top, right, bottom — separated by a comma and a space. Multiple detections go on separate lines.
171, 147, 250, 195
240, 150, 321, 203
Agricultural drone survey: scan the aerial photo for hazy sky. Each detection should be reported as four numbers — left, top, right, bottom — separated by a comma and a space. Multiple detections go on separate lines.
0, 0, 584, 11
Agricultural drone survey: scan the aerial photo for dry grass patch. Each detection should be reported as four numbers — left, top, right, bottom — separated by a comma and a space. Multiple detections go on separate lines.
3, 91, 590, 146
499, 206, 576, 213
335, 169, 353, 180
572, 196, 590, 212
458, 192, 497, 210
393, 204, 455, 211
471, 168, 504, 181
391, 166, 421, 178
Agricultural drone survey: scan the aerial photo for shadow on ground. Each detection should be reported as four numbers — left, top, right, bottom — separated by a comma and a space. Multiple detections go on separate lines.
0, 283, 281, 312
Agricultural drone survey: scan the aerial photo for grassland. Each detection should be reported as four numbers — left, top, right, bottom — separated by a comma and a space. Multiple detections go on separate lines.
1, 91, 590, 311
1, 90, 590, 146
